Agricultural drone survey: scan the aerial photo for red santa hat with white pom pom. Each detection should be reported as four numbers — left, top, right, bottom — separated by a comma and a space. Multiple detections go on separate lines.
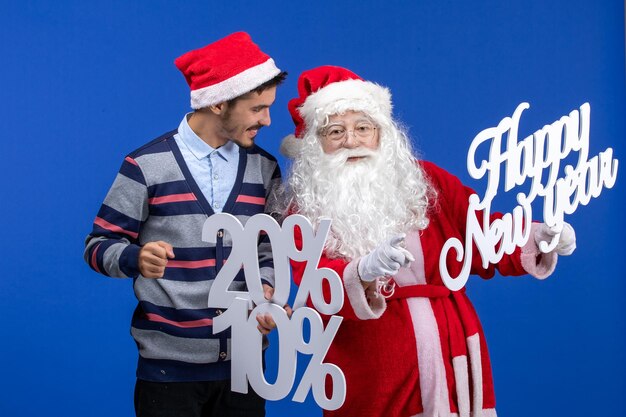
281, 65, 393, 158
175, 32, 282, 109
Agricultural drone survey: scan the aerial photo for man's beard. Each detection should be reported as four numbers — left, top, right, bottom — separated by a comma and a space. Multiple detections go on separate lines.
220, 107, 263, 149
287, 130, 432, 260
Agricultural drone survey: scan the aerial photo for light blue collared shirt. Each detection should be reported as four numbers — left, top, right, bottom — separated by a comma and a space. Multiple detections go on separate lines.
174, 114, 239, 213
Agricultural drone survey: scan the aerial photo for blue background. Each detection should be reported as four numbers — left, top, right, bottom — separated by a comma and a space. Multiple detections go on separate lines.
0, 1, 624, 416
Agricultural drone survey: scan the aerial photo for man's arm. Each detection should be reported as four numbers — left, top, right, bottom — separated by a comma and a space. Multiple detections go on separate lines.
257, 162, 282, 288
254, 162, 293, 333
84, 156, 149, 278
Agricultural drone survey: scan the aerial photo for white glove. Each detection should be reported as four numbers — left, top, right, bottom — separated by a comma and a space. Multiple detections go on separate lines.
358, 235, 415, 282
534, 222, 576, 256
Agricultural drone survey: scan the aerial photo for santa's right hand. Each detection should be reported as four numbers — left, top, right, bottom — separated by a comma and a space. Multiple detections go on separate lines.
357, 235, 415, 282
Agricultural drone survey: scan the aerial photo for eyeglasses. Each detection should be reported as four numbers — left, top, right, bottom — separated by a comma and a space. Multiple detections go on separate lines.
321, 122, 378, 143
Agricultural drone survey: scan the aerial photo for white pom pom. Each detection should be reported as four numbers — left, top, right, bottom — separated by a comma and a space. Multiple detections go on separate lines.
280, 134, 303, 159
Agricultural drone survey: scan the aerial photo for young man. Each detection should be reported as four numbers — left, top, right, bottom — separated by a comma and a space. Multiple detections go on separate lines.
84, 32, 286, 417
281, 65, 576, 417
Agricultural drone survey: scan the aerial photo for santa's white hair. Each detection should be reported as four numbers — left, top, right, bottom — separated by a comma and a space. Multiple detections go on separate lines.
282, 102, 435, 260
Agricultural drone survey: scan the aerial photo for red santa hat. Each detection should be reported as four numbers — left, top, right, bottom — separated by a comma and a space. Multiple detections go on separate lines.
281, 65, 392, 158
175, 32, 282, 109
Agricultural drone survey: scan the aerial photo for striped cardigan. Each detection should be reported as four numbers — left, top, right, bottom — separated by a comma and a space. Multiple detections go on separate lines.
84, 130, 281, 382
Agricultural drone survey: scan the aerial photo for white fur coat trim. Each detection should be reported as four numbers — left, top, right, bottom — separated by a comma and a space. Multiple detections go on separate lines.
343, 259, 386, 320
520, 222, 558, 279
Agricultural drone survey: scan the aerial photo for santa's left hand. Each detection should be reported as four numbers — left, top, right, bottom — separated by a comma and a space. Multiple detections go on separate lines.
534, 222, 576, 256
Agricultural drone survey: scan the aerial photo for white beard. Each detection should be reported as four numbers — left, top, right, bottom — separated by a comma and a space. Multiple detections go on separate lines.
286, 125, 433, 260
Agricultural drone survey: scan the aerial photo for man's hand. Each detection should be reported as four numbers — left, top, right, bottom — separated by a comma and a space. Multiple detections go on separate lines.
256, 284, 293, 335
138, 241, 175, 278
358, 234, 415, 282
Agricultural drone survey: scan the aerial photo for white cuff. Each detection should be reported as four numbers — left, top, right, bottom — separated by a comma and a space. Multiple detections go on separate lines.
520, 223, 558, 279
343, 259, 386, 319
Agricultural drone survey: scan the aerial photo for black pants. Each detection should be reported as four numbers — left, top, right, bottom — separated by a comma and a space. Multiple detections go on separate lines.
134, 379, 265, 417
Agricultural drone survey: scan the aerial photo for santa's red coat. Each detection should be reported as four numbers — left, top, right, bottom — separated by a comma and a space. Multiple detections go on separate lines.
291, 161, 557, 417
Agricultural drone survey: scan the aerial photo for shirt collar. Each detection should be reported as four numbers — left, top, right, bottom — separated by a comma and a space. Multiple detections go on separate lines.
177, 113, 239, 162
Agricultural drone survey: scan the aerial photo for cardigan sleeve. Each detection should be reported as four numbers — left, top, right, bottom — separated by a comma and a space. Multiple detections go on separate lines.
83, 155, 149, 278
257, 161, 282, 288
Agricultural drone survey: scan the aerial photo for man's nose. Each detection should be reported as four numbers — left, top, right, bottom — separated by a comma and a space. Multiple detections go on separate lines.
259, 109, 271, 126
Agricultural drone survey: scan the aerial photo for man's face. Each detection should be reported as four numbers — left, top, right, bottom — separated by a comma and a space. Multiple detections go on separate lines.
319, 111, 380, 160
219, 86, 277, 148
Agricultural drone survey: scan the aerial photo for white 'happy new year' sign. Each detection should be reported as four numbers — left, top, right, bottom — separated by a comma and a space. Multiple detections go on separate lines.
440, 102, 619, 291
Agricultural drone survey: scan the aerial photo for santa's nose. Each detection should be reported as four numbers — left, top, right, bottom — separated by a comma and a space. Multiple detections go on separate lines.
342, 131, 360, 148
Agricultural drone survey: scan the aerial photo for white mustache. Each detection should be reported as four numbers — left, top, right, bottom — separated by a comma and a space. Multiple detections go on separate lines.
325, 148, 378, 165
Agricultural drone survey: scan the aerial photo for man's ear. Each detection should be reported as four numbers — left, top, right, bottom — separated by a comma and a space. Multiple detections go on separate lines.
210, 102, 227, 115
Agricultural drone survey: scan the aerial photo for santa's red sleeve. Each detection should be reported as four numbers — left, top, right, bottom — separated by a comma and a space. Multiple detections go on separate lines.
421, 160, 557, 280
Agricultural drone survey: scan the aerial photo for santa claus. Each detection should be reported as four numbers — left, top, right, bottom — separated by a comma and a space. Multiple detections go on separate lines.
280, 66, 576, 417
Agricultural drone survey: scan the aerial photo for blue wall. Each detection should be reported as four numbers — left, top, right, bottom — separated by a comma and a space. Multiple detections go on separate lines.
0, 1, 624, 416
